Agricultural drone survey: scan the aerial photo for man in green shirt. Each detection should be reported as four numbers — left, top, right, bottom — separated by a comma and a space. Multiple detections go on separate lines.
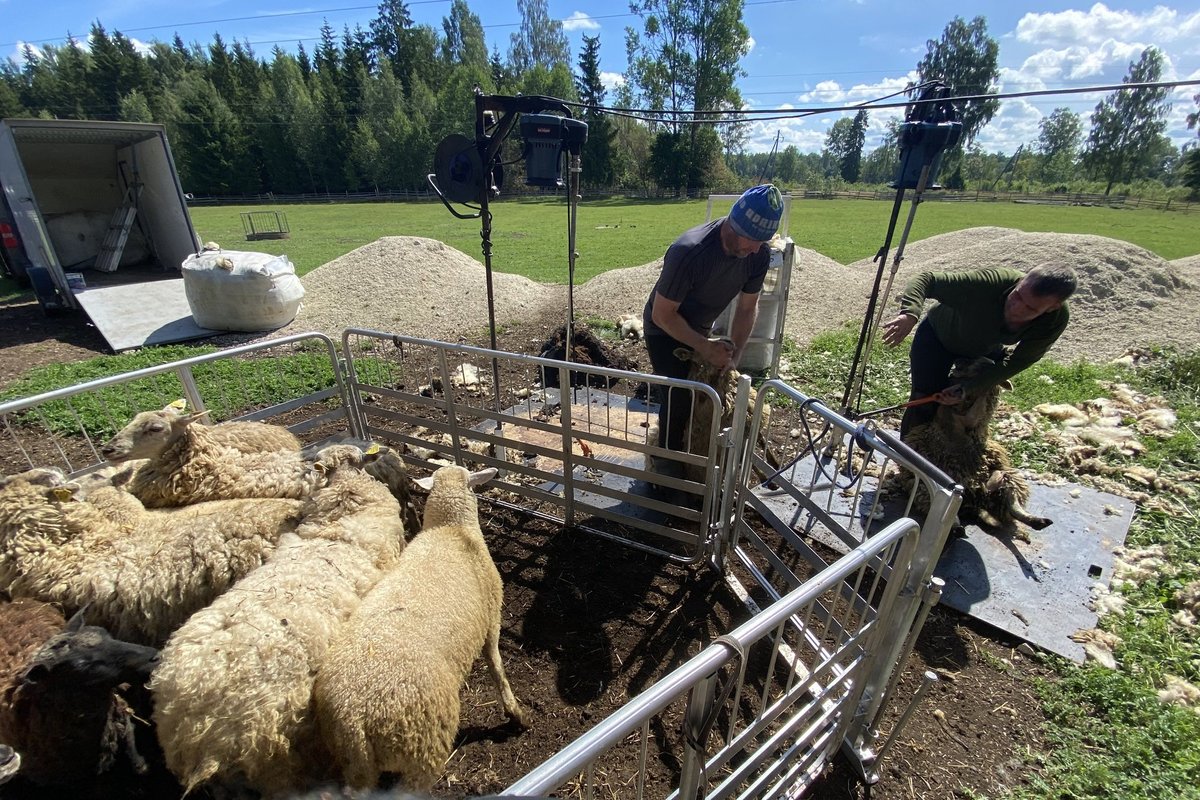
881, 264, 1077, 437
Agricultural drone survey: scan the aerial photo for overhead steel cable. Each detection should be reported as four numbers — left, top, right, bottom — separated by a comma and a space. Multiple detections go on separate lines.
562, 78, 1200, 126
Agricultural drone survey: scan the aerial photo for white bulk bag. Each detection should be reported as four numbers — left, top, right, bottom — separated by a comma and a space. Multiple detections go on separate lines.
182, 249, 305, 332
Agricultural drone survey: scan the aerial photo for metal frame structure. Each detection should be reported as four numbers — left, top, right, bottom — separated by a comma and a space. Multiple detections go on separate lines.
0, 329, 962, 796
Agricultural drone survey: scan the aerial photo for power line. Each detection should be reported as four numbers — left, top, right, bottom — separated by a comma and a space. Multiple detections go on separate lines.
5, 0, 800, 49
578, 79, 1200, 125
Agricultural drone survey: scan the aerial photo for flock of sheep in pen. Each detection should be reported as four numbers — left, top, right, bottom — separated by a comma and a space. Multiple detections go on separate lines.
0, 402, 527, 798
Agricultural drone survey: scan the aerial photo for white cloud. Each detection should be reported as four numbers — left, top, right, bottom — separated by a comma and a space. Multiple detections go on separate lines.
974, 98, 1044, 153
600, 71, 626, 91
1015, 3, 1200, 48
745, 35, 755, 55
561, 12, 600, 32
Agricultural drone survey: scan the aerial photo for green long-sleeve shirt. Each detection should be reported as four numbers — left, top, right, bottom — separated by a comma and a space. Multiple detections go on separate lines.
898, 268, 1069, 390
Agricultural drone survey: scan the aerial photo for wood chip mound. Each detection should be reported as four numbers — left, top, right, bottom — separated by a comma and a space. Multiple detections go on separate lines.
277, 228, 1200, 364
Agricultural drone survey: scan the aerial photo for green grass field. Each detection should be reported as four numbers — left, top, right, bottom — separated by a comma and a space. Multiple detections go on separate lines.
186, 197, 1200, 282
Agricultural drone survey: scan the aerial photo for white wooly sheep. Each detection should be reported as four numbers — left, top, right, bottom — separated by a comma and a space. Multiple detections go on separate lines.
124, 417, 353, 508
313, 465, 527, 791
151, 447, 407, 797
73, 401, 301, 499
0, 475, 305, 645
102, 399, 301, 463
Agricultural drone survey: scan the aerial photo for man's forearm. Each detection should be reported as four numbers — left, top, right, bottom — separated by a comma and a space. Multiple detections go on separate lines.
730, 305, 757, 356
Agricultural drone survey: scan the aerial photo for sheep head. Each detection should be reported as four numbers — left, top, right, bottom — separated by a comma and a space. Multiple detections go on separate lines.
936, 357, 1011, 438
20, 607, 159, 690
0, 467, 66, 490
415, 465, 497, 530
100, 399, 192, 462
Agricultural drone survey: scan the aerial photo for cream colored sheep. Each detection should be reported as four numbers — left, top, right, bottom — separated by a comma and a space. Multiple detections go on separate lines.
101, 400, 301, 464
151, 447, 407, 796
0, 475, 304, 645
123, 419, 356, 508
313, 465, 526, 791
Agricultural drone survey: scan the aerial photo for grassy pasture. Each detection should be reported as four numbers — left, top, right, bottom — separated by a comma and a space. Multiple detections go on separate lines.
186, 197, 1200, 281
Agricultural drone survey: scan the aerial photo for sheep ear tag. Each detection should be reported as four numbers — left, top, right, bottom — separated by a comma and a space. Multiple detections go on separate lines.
364, 442, 381, 456
168, 399, 188, 411
52, 487, 74, 502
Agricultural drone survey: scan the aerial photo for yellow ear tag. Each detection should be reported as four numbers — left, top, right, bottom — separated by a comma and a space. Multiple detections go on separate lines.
364, 442, 381, 456
52, 487, 74, 501
169, 399, 188, 411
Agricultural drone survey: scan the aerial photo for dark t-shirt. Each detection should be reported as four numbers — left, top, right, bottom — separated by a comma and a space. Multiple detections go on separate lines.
642, 218, 770, 339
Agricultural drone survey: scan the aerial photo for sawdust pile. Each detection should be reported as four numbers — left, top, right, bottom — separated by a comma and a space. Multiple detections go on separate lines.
283, 236, 564, 341
280, 228, 1200, 364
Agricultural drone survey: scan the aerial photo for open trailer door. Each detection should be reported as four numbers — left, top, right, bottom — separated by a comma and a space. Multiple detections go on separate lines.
0, 118, 217, 351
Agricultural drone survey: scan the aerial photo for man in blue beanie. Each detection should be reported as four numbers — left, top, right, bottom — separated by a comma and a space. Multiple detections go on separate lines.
642, 184, 783, 463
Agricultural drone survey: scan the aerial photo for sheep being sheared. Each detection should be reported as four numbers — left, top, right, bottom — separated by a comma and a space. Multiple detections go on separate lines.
668, 345, 780, 486
897, 356, 1051, 540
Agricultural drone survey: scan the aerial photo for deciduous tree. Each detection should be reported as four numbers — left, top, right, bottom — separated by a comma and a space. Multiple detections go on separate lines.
1035, 107, 1082, 184
1082, 47, 1171, 195
507, 0, 569, 75
915, 16, 999, 147
626, 0, 750, 193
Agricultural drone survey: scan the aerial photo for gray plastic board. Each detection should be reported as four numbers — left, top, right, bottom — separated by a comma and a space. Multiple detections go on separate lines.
753, 457, 1132, 662
72, 279, 218, 351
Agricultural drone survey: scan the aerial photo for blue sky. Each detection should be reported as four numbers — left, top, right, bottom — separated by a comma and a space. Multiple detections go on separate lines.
7, 0, 1200, 154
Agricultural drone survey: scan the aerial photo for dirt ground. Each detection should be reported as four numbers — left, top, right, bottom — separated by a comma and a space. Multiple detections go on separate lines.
0, 292, 1062, 800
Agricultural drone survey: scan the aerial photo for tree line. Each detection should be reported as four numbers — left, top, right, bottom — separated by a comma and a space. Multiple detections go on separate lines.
3, 0, 1197, 198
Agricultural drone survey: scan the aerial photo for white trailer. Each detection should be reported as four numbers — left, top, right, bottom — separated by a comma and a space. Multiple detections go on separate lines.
0, 118, 212, 350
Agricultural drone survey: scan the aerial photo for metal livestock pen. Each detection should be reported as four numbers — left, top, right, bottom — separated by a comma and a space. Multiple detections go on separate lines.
0, 329, 961, 797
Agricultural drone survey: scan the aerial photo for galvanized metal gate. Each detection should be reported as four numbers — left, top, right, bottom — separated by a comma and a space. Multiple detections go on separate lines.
0, 330, 962, 797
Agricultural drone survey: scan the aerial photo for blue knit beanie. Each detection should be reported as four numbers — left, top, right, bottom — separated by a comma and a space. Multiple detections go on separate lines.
727, 184, 783, 241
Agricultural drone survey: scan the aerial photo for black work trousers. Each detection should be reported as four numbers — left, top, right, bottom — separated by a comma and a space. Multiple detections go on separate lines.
644, 333, 694, 451
900, 320, 1005, 438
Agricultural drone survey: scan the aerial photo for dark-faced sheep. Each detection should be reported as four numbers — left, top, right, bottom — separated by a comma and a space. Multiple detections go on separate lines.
313, 465, 527, 791
899, 357, 1051, 539
0, 601, 160, 792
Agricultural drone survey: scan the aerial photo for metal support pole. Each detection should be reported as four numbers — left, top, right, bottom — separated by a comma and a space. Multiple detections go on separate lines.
565, 151, 582, 368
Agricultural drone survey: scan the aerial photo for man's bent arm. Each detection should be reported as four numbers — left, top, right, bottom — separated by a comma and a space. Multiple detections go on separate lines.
650, 292, 733, 368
